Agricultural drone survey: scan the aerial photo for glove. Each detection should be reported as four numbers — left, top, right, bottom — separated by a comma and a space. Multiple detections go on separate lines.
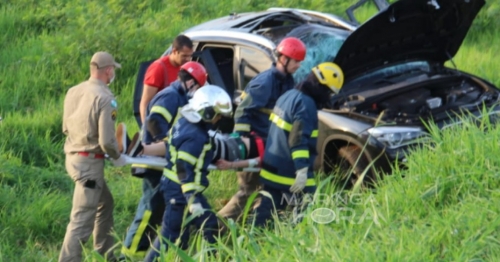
110, 154, 131, 167
184, 193, 205, 217
188, 203, 204, 217
289, 167, 308, 193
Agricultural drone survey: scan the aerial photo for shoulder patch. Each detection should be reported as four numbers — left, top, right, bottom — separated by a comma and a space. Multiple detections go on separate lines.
111, 100, 118, 108
111, 110, 117, 121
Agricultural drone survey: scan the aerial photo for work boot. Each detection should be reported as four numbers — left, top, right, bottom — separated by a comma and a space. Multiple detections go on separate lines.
126, 132, 144, 157
116, 122, 131, 154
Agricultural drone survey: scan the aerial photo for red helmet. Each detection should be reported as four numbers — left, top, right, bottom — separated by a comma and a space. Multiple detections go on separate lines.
180, 61, 207, 86
276, 37, 306, 61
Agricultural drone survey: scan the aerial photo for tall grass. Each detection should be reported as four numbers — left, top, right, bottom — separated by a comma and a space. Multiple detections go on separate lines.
1, 0, 499, 261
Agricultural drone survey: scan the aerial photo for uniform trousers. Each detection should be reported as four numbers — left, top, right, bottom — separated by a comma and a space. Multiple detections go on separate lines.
253, 184, 316, 228
120, 169, 165, 259
59, 153, 116, 262
144, 177, 218, 262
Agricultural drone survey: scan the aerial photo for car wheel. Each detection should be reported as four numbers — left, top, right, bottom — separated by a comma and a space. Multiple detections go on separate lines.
337, 145, 376, 188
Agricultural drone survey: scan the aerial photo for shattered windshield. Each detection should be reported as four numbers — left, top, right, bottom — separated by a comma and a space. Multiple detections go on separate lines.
287, 24, 349, 83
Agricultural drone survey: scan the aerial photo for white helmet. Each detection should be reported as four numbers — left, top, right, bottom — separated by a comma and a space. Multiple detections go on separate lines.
181, 85, 233, 123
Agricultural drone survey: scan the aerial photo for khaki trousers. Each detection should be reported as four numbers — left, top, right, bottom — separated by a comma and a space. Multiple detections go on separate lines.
217, 171, 262, 221
58, 154, 116, 262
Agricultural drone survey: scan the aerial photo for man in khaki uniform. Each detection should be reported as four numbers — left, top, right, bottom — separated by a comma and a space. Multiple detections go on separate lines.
59, 51, 130, 262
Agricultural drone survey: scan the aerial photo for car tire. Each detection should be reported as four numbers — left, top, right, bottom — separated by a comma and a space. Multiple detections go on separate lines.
337, 145, 376, 187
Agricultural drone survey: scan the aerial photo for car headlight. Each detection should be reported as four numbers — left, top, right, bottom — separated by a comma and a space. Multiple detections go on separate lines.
367, 126, 430, 149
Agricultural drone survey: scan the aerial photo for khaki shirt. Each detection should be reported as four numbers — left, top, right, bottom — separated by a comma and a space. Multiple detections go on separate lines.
62, 77, 120, 159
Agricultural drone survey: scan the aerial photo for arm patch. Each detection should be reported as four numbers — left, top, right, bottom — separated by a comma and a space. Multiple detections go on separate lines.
234, 95, 253, 119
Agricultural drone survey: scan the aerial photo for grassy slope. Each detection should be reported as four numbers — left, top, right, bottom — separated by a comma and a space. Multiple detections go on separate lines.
0, 0, 499, 261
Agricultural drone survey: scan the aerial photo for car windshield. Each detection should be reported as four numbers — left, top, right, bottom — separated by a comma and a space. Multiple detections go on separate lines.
287, 24, 349, 83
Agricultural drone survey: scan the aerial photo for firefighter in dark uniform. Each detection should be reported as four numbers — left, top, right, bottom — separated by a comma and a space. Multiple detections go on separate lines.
253, 62, 345, 227
144, 85, 233, 262
218, 37, 307, 222
120, 61, 207, 260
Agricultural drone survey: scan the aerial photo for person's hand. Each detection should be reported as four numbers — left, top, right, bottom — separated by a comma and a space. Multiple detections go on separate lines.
290, 167, 308, 193
188, 202, 204, 217
184, 193, 205, 217
110, 154, 131, 167
216, 159, 233, 170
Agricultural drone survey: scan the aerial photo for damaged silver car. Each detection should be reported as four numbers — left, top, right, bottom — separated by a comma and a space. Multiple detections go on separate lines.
133, 0, 499, 185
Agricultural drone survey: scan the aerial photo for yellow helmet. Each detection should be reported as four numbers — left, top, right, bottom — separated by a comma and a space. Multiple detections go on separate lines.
311, 62, 344, 94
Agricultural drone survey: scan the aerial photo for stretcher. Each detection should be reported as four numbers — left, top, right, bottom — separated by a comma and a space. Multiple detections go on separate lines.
113, 155, 262, 173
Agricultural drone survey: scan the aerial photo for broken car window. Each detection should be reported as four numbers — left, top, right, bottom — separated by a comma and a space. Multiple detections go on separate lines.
287, 24, 349, 83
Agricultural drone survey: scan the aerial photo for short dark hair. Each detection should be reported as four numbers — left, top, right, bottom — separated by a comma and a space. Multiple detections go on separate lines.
172, 34, 193, 51
295, 72, 332, 108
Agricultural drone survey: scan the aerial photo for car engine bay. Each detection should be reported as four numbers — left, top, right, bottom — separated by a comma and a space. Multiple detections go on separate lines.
335, 74, 500, 125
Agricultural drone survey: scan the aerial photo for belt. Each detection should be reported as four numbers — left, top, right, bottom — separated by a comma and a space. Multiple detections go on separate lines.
77, 152, 105, 159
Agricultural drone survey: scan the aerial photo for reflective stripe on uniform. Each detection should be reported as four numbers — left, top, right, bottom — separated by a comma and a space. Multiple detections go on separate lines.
260, 169, 315, 186
164, 143, 211, 193
178, 151, 197, 165
181, 183, 206, 193
120, 248, 146, 260
168, 143, 177, 171
234, 123, 250, 132
171, 107, 183, 128
269, 113, 292, 131
163, 168, 180, 183
291, 150, 309, 159
150, 105, 173, 123
259, 108, 273, 115
131, 163, 163, 171
163, 170, 207, 193
187, 143, 211, 193
270, 113, 319, 138
240, 91, 247, 100
120, 210, 151, 258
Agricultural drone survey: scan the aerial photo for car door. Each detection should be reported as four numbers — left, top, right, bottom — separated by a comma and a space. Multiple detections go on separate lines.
191, 43, 236, 98
132, 43, 234, 129
191, 43, 238, 133
133, 59, 155, 127
235, 45, 274, 105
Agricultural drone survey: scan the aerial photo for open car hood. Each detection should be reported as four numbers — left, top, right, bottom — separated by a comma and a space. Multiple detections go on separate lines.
334, 0, 485, 82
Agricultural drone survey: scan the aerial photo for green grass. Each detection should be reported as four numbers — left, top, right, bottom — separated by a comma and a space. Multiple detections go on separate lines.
1, 0, 500, 261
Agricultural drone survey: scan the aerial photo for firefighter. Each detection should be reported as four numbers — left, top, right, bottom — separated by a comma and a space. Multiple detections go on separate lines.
219, 36, 307, 222
252, 62, 344, 227
144, 84, 233, 262
119, 61, 207, 260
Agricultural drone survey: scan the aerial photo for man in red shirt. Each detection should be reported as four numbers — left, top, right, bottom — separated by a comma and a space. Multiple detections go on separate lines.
139, 34, 194, 124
